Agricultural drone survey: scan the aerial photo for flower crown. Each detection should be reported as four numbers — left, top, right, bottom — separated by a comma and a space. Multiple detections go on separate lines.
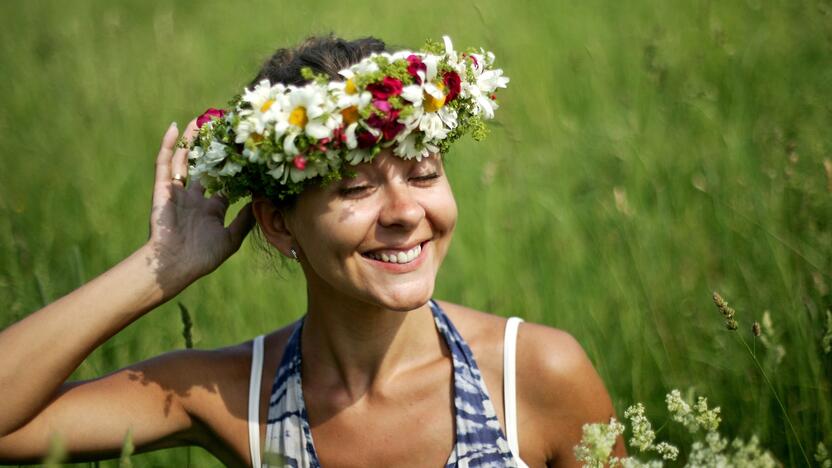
187, 36, 509, 202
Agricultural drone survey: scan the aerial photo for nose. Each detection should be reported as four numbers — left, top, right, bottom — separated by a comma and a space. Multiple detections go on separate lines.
378, 180, 425, 230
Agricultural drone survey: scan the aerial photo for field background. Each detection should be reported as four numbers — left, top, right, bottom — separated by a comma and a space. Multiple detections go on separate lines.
1, 0, 830, 466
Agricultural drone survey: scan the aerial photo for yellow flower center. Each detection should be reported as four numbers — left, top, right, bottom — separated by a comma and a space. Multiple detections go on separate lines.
245, 133, 264, 148
423, 82, 446, 113
260, 99, 274, 113
289, 106, 308, 128
341, 105, 359, 124
345, 79, 357, 95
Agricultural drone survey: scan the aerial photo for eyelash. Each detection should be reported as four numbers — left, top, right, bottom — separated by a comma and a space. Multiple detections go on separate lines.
413, 172, 440, 182
339, 173, 439, 196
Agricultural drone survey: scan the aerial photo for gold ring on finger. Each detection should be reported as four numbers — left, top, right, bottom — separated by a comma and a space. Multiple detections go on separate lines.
172, 173, 188, 185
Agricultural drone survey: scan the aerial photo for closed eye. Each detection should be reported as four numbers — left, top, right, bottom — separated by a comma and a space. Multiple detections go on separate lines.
339, 185, 372, 197
412, 173, 440, 183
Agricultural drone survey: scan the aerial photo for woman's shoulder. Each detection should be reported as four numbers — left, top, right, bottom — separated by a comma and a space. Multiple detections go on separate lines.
156, 322, 298, 414
435, 300, 589, 374
436, 300, 616, 461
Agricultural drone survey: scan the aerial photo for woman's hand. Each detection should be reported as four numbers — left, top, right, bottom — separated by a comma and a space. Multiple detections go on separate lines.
146, 120, 255, 294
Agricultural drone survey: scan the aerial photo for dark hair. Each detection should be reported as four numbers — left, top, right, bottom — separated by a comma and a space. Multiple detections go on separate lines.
249, 35, 386, 265
250, 35, 387, 88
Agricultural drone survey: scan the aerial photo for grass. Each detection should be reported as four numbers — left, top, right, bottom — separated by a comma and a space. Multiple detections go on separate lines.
0, 0, 830, 465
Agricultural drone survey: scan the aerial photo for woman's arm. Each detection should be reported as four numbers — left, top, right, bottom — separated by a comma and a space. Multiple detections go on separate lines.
0, 121, 255, 460
516, 323, 627, 467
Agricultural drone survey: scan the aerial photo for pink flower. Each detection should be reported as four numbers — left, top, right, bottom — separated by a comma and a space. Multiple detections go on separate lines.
443, 71, 461, 102
366, 77, 403, 100
293, 155, 307, 170
406, 55, 426, 84
373, 99, 392, 113
196, 108, 225, 128
333, 126, 347, 143
315, 137, 332, 152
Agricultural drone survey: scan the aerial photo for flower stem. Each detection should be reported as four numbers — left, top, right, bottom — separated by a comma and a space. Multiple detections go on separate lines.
738, 335, 810, 466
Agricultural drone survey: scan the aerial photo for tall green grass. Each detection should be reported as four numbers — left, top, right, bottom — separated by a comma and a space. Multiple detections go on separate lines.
1, 0, 829, 465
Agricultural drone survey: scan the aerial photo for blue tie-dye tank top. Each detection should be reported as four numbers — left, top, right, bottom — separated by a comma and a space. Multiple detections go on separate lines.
262, 300, 518, 467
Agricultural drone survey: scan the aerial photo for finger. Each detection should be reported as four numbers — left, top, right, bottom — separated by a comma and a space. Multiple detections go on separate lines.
188, 178, 206, 196
155, 122, 179, 185
203, 191, 230, 217
171, 119, 199, 187
227, 203, 256, 251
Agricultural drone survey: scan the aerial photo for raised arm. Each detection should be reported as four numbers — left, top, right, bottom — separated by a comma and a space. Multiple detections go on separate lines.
0, 120, 255, 461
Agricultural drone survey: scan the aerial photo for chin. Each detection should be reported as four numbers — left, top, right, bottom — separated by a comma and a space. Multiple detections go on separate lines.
370, 285, 434, 312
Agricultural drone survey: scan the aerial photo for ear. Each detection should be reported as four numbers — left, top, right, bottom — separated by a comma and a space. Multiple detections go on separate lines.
251, 195, 295, 259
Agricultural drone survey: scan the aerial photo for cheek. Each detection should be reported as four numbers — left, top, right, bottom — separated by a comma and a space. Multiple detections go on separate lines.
305, 204, 376, 256
429, 183, 458, 235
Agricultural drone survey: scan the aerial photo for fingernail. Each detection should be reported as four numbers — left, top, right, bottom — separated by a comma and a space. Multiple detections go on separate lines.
170, 121, 178, 129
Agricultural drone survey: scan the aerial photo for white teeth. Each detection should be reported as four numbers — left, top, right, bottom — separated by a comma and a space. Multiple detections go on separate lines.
367, 244, 422, 264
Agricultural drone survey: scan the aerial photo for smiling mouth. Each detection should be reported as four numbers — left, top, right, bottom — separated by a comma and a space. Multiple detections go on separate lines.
361, 242, 425, 264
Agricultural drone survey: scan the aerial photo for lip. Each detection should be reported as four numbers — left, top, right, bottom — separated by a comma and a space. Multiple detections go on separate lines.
360, 240, 429, 273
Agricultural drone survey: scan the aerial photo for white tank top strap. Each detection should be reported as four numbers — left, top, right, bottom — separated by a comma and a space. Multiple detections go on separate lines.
503, 316, 529, 467
248, 335, 265, 468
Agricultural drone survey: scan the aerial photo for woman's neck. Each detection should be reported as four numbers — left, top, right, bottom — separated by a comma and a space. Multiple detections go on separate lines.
301, 289, 439, 402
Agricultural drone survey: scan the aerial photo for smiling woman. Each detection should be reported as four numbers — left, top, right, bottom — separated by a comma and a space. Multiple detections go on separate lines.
256, 152, 457, 313
0, 34, 624, 467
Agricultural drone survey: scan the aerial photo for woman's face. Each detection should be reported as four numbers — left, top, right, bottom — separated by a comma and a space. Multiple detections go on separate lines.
284, 150, 457, 312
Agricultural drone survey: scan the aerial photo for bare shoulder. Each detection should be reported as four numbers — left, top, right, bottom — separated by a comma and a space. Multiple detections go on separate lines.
146, 322, 297, 463
514, 321, 623, 464
434, 300, 622, 465
172, 322, 297, 416
514, 321, 603, 406
433, 300, 595, 389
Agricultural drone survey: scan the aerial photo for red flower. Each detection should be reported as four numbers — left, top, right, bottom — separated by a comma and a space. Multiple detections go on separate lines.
196, 108, 225, 128
367, 109, 404, 141
443, 71, 461, 102
406, 54, 426, 84
293, 155, 307, 170
333, 126, 347, 143
356, 129, 380, 149
366, 77, 403, 100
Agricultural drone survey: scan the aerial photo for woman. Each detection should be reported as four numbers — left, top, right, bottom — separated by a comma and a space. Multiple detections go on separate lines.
0, 35, 624, 466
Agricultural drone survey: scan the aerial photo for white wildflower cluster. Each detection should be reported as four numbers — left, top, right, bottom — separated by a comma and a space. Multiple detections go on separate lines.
573, 390, 778, 467
574, 417, 625, 468
666, 389, 721, 433
687, 433, 777, 468
186, 36, 509, 202
625, 403, 656, 452
818, 442, 832, 468
624, 403, 679, 460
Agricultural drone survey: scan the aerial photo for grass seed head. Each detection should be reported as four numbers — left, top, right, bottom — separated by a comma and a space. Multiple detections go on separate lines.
712, 292, 738, 330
